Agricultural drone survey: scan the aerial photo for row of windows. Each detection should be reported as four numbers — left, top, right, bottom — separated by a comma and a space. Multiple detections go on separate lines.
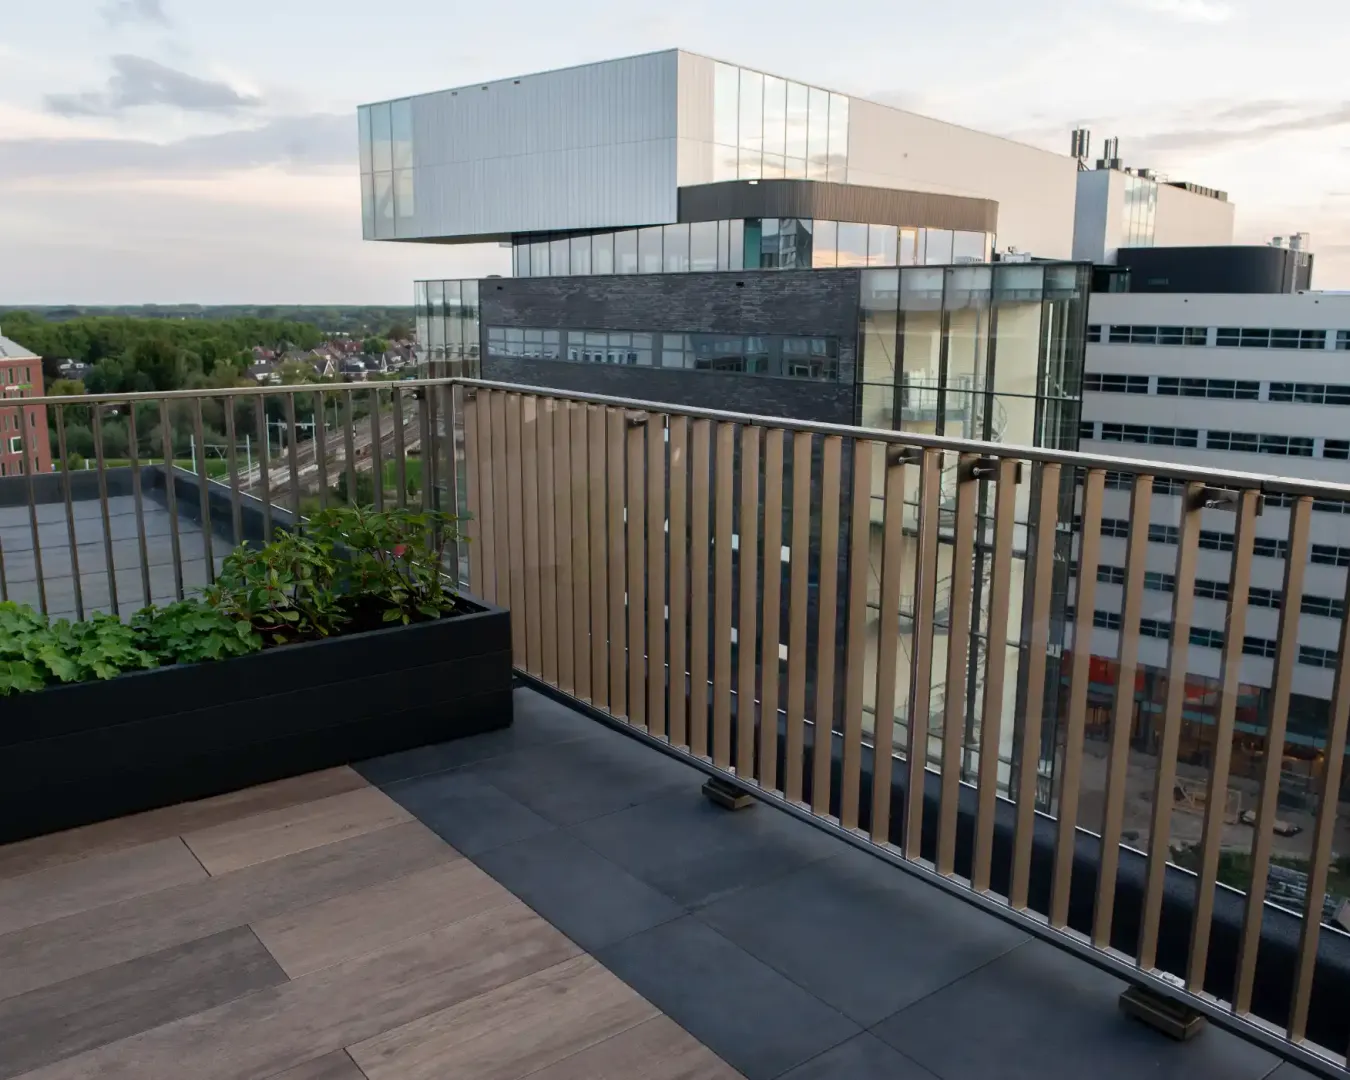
1265, 491, 1350, 516
1083, 373, 1350, 405
1080, 421, 1350, 459
1, 366, 35, 387
1088, 325, 1350, 350
1101, 483, 1350, 518
1089, 519, 1350, 565
713, 61, 849, 183
1072, 609, 1338, 667
512, 220, 990, 278
485, 326, 841, 381
1091, 564, 1345, 618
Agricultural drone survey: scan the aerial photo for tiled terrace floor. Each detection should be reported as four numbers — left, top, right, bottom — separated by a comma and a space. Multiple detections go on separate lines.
0, 687, 1324, 1079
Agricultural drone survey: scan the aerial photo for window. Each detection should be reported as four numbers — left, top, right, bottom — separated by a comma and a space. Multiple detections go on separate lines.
1098, 565, 1126, 585
1143, 571, 1175, 592
1185, 327, 1208, 346
1190, 628, 1225, 649
663, 223, 690, 272
1299, 646, 1338, 669
6, 435, 21, 455
1240, 328, 1271, 348
1302, 595, 1345, 619
1139, 618, 1172, 641
1157, 377, 1260, 399
1195, 579, 1230, 602
1268, 382, 1350, 405
1100, 423, 1197, 447
1247, 586, 1281, 610
1324, 440, 1350, 460
1337, 330, 1350, 351
615, 230, 638, 274
689, 221, 718, 272
1299, 329, 1327, 349
1200, 530, 1234, 552
1253, 537, 1289, 559
781, 337, 838, 380
1079, 421, 1097, 441
1261, 434, 1314, 456
1087, 324, 1102, 343
1206, 430, 1259, 453
1312, 544, 1350, 567
1243, 636, 1278, 659
1109, 326, 1130, 344
1093, 610, 1121, 630
1149, 524, 1180, 544
1084, 373, 1149, 394
1096, 517, 1130, 539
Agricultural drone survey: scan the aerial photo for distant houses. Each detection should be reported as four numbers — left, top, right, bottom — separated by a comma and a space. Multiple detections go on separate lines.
247, 337, 416, 385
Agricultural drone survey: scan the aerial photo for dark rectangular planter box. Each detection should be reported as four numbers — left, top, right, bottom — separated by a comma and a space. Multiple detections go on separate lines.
0, 595, 512, 844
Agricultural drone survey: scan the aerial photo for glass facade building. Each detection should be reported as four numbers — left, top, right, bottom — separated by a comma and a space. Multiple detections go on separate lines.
412, 278, 480, 372
512, 220, 992, 277
358, 99, 416, 240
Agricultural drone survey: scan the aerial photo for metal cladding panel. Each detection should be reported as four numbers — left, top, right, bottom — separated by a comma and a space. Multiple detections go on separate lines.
845, 97, 1077, 258
402, 51, 680, 239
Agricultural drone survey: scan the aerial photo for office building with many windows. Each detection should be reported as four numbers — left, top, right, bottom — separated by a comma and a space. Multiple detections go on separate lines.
0, 329, 50, 478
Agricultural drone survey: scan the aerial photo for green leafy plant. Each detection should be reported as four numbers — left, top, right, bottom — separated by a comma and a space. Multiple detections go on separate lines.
0, 603, 159, 693
130, 601, 263, 663
307, 504, 461, 625
203, 528, 346, 644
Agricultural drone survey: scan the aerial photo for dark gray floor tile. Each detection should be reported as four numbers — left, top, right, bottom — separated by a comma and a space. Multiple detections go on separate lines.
698, 846, 1027, 1026
356, 688, 606, 785
383, 770, 555, 856
0, 926, 285, 1079
468, 728, 700, 826
474, 831, 683, 950
777, 1033, 939, 1080
570, 789, 841, 908
1266, 1062, 1326, 1078
597, 917, 858, 1080
873, 939, 1282, 1080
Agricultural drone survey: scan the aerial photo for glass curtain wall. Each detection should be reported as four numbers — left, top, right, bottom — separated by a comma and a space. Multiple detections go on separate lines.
358, 100, 415, 239
855, 262, 1089, 802
412, 279, 481, 376
1123, 175, 1159, 248
711, 61, 848, 182
512, 222, 991, 277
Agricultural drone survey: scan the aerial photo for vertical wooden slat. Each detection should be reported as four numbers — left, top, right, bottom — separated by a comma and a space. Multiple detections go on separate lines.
1234, 495, 1313, 1014
737, 426, 761, 777
904, 449, 943, 860
589, 406, 610, 709
647, 413, 667, 735
462, 391, 485, 597
553, 398, 575, 695
626, 415, 647, 728
607, 408, 627, 717
1187, 489, 1258, 990
758, 429, 785, 791
1050, 467, 1106, 929
1138, 482, 1203, 968
158, 400, 184, 600
192, 399, 215, 584
668, 416, 689, 747
125, 404, 153, 606
1288, 520, 1350, 1041
520, 396, 542, 676
571, 402, 592, 702
537, 399, 558, 686
90, 402, 118, 615
712, 422, 736, 766
785, 431, 812, 803
870, 448, 907, 844
490, 391, 513, 619
972, 457, 1019, 893
1011, 465, 1063, 910
840, 439, 875, 831
937, 453, 979, 876
1093, 473, 1154, 946
475, 390, 497, 601
505, 394, 528, 668
812, 436, 844, 817
688, 419, 712, 756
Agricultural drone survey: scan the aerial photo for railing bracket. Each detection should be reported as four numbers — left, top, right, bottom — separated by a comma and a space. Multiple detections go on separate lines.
1119, 986, 1206, 1041
969, 456, 1023, 483
702, 777, 754, 811
886, 446, 922, 467
626, 411, 649, 428
1193, 485, 1262, 515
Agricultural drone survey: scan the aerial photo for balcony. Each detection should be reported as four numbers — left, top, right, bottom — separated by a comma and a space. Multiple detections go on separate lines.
2, 377, 1348, 1078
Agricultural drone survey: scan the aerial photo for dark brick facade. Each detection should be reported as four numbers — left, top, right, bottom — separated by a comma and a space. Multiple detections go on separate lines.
477, 268, 862, 423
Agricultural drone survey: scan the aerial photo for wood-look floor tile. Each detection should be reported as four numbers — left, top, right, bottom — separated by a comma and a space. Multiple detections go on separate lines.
349, 954, 657, 1080
0, 926, 285, 1080
253, 858, 514, 978
15, 902, 579, 1080
266, 1050, 367, 1079
0, 821, 451, 1002
522, 1016, 746, 1080
182, 788, 412, 876
0, 769, 367, 881
0, 838, 206, 938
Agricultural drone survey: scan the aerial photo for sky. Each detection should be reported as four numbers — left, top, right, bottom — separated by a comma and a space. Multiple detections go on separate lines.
0, 0, 1347, 305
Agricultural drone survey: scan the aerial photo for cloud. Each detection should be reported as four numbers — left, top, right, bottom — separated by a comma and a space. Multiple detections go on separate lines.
0, 114, 354, 181
1132, 101, 1350, 155
1127, 0, 1235, 22
44, 55, 261, 117
101, 0, 170, 26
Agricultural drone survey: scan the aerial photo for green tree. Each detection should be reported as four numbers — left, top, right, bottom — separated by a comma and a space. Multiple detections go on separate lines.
385, 322, 411, 342
362, 336, 389, 357
129, 337, 183, 391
